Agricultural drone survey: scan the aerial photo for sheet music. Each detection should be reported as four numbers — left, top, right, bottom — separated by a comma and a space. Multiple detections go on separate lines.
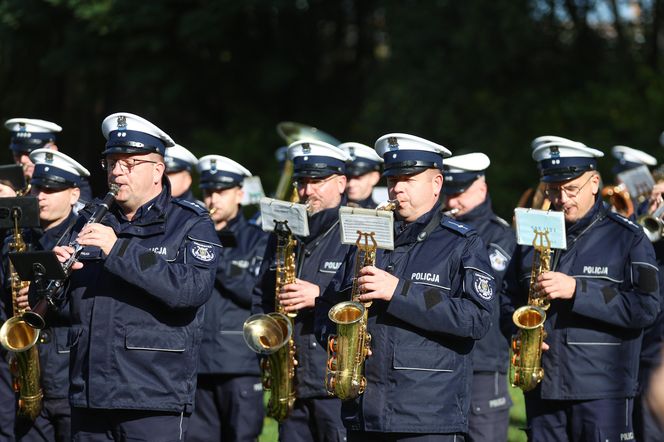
259, 197, 309, 236
514, 208, 567, 249
339, 206, 394, 250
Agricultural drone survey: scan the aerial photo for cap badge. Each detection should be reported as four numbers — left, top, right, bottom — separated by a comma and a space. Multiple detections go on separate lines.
45, 152, 54, 164
388, 137, 399, 150
210, 159, 217, 174
18, 123, 26, 132
549, 146, 560, 159
349, 147, 356, 160
302, 143, 311, 154
117, 115, 127, 131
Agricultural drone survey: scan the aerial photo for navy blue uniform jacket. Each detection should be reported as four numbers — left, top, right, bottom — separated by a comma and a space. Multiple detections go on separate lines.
198, 212, 268, 375
253, 202, 351, 399
316, 203, 495, 434
503, 197, 660, 400
455, 197, 516, 373
62, 183, 220, 413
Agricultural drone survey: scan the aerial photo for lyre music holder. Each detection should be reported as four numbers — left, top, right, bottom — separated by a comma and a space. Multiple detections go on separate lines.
9, 251, 67, 283
0, 197, 39, 230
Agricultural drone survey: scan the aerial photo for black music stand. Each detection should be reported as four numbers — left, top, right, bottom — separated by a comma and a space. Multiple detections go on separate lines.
0, 164, 26, 192
9, 251, 66, 284
0, 197, 39, 230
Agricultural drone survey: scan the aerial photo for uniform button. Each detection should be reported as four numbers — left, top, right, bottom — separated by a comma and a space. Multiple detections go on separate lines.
39, 330, 51, 344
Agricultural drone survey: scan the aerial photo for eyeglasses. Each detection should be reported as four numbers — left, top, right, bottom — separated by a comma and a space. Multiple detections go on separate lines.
101, 158, 158, 173
294, 175, 336, 190
544, 174, 594, 199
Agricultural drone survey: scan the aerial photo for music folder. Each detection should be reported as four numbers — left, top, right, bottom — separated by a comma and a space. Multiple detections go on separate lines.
9, 251, 67, 282
0, 197, 39, 230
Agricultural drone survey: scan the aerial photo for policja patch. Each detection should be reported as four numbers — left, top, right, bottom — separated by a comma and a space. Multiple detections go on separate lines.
473, 273, 494, 300
191, 242, 215, 262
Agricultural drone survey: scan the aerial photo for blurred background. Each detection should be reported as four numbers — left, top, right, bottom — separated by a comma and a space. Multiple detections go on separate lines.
2, 1, 662, 440
2, 0, 664, 220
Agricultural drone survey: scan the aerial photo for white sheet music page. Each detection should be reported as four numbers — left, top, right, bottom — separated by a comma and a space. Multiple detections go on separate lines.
259, 197, 310, 237
339, 206, 394, 250
514, 208, 567, 250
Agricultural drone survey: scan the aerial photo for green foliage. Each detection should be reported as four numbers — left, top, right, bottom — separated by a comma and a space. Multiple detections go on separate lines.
0, 0, 663, 213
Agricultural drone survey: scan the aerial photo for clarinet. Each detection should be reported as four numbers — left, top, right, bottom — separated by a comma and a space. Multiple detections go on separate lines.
23, 185, 119, 329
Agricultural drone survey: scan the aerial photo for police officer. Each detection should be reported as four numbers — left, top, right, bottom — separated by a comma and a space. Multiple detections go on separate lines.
338, 142, 383, 208
3, 149, 90, 442
317, 133, 495, 441
4, 118, 93, 203
442, 152, 516, 442
253, 140, 351, 442
187, 155, 268, 442
503, 138, 660, 441
51, 112, 220, 441
164, 144, 200, 204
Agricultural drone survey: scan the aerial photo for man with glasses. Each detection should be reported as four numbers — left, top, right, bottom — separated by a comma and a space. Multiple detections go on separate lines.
316, 133, 495, 441
50, 112, 220, 441
503, 138, 660, 441
253, 139, 351, 442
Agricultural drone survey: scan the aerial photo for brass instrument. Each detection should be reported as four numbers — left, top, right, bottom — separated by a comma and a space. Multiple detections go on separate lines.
325, 200, 398, 400
243, 220, 298, 421
443, 208, 460, 217
275, 121, 341, 202
601, 184, 634, 218
637, 202, 664, 242
509, 229, 551, 392
0, 207, 42, 420
517, 182, 551, 212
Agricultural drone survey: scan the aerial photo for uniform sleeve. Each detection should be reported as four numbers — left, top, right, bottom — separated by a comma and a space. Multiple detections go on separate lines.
314, 247, 356, 345
217, 232, 268, 309
104, 216, 219, 310
386, 233, 495, 339
571, 231, 660, 329
251, 234, 277, 315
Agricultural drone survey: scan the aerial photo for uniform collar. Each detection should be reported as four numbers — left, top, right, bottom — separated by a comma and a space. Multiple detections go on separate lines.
454, 195, 492, 223
301, 195, 346, 243
353, 195, 376, 209
394, 201, 442, 245
566, 196, 605, 237
38, 210, 77, 249
115, 178, 171, 224
217, 211, 245, 247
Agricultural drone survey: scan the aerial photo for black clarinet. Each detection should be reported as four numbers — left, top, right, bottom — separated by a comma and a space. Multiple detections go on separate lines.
23, 185, 119, 329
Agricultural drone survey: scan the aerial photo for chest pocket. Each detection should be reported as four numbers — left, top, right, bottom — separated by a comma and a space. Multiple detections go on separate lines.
125, 327, 186, 352
393, 347, 455, 372
566, 327, 621, 346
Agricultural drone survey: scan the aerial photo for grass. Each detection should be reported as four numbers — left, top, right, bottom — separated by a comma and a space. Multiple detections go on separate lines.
258, 387, 528, 441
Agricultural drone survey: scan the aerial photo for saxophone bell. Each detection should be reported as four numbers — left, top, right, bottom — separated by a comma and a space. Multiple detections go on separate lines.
509, 305, 546, 392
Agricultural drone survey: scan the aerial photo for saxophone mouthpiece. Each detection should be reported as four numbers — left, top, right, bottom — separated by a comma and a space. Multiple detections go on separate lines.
377, 199, 399, 211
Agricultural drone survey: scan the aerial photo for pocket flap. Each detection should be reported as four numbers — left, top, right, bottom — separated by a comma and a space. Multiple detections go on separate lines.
566, 327, 621, 345
393, 346, 455, 372
125, 327, 186, 352
66, 328, 84, 347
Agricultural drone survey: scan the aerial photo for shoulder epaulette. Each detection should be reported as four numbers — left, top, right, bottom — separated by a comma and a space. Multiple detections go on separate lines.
491, 215, 511, 228
606, 211, 642, 233
440, 217, 475, 237
173, 198, 208, 216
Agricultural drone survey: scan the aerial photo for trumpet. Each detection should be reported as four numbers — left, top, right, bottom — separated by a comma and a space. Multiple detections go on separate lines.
601, 184, 634, 218
637, 200, 664, 242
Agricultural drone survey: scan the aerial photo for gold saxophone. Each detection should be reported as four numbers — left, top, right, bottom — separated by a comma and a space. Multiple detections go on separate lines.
0, 207, 42, 420
509, 229, 550, 392
325, 200, 398, 400
243, 220, 297, 421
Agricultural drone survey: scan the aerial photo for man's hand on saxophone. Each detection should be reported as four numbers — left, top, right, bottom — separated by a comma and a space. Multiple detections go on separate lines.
535, 271, 576, 300
278, 278, 319, 312
16, 284, 31, 311
356, 265, 399, 302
